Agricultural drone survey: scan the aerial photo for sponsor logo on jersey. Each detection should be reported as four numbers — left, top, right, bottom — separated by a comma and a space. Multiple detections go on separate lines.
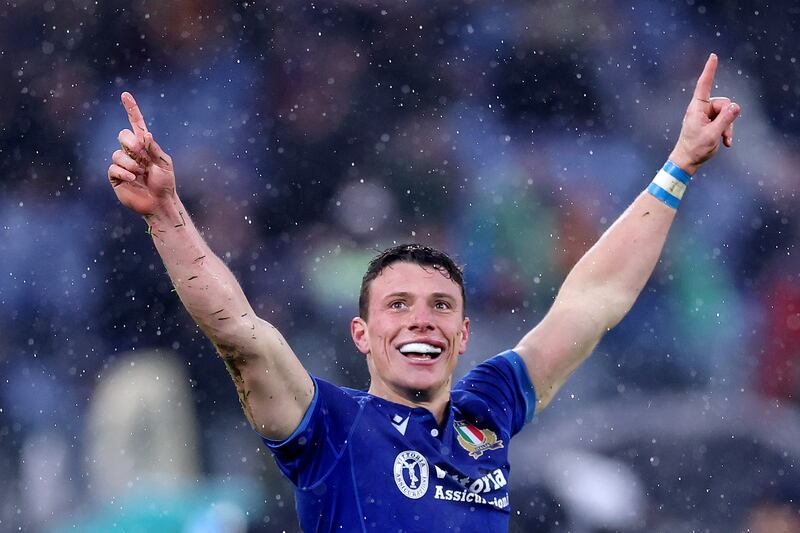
431, 466, 510, 509
433, 485, 510, 509
454, 421, 503, 459
393, 450, 429, 499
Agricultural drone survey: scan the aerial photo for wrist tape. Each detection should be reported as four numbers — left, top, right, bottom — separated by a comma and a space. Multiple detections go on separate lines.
646, 160, 692, 209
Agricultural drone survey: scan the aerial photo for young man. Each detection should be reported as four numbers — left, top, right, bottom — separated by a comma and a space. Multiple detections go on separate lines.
107, 53, 741, 531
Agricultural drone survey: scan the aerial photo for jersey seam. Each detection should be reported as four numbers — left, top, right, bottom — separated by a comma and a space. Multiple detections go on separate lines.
349, 444, 368, 533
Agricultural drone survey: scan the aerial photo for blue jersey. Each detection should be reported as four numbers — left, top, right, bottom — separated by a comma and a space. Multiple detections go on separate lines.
263, 350, 536, 532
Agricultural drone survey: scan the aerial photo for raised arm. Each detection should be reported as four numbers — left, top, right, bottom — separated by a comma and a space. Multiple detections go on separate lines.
514, 53, 742, 412
107, 92, 314, 440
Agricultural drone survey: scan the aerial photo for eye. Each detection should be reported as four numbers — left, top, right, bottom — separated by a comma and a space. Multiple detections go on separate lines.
434, 300, 452, 311
390, 300, 407, 310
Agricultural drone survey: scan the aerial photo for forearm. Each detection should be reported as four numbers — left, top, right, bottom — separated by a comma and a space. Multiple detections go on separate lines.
557, 190, 676, 329
109, 92, 315, 439
144, 193, 258, 348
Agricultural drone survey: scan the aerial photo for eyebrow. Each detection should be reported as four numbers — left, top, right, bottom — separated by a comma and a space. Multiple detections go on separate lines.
383, 292, 456, 300
384, 292, 411, 300
430, 292, 457, 300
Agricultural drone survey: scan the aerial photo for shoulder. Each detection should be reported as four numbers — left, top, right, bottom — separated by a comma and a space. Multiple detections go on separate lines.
454, 350, 531, 393
453, 350, 537, 430
310, 378, 372, 413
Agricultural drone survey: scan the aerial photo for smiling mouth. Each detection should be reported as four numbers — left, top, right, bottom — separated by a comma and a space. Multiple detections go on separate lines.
398, 342, 443, 361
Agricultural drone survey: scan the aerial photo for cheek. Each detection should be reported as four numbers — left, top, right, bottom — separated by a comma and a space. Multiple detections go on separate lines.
367, 323, 392, 354
370, 326, 388, 344
373, 317, 401, 338
447, 330, 461, 353
452, 324, 467, 352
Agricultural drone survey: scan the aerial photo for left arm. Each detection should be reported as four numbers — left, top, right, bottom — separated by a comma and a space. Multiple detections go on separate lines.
515, 53, 742, 412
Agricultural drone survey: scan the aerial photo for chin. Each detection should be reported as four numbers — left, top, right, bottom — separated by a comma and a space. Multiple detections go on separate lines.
399, 373, 446, 397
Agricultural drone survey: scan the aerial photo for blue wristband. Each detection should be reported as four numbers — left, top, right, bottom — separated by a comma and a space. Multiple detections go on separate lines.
647, 160, 692, 209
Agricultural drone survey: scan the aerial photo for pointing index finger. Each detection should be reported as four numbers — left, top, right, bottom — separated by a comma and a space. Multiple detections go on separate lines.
121, 92, 149, 138
693, 53, 718, 101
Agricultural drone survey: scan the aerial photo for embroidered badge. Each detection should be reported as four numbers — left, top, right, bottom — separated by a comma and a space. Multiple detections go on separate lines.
454, 421, 504, 459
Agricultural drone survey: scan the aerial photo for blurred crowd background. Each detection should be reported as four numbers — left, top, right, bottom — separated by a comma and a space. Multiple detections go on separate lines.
1, 1, 799, 531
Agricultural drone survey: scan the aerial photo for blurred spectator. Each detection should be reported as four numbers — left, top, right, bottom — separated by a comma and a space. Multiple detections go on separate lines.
86, 350, 200, 500
49, 349, 267, 532
757, 277, 800, 406
743, 479, 800, 533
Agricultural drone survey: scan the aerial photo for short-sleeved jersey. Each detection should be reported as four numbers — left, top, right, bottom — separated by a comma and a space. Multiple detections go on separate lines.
263, 350, 536, 532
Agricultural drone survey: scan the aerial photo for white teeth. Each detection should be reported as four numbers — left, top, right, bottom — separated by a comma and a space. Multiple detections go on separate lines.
399, 342, 442, 354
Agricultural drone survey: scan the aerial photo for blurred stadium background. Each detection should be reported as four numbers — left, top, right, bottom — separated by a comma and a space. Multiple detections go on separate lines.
1, 1, 799, 531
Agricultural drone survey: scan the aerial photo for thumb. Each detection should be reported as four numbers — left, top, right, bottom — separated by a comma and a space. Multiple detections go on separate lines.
144, 132, 173, 170
710, 102, 741, 138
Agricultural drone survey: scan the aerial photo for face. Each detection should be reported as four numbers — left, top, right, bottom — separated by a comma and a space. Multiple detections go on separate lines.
351, 262, 470, 404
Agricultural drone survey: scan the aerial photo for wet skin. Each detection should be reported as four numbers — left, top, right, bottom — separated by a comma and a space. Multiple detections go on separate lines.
351, 262, 470, 416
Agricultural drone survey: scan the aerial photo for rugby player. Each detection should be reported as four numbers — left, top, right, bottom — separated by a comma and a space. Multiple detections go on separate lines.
107, 53, 740, 531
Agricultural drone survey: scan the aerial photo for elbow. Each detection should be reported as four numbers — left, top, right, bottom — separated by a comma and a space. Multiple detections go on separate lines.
205, 316, 259, 352
604, 293, 637, 328
598, 294, 638, 331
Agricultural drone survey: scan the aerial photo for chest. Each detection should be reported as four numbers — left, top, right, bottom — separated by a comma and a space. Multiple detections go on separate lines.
346, 406, 512, 516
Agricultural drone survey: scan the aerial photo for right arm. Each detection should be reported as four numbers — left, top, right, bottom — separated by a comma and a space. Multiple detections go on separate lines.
107, 92, 314, 440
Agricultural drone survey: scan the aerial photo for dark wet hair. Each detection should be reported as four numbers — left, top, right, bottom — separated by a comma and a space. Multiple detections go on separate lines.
358, 244, 466, 320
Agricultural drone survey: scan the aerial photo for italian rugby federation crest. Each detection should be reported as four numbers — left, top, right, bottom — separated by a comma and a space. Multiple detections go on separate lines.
454, 421, 503, 459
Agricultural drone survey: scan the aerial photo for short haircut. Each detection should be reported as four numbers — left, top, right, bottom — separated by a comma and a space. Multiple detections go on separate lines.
358, 244, 466, 320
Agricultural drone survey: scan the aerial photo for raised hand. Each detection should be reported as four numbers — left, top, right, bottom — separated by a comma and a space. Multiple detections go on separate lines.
669, 53, 742, 176
107, 92, 176, 215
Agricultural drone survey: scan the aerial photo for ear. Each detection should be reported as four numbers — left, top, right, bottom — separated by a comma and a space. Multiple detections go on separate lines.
457, 317, 470, 355
351, 316, 370, 355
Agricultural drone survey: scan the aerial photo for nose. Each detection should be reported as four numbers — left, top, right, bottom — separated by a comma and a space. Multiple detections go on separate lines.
408, 306, 435, 331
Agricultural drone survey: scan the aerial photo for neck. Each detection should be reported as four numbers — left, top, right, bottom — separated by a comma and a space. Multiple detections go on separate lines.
368, 382, 450, 425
